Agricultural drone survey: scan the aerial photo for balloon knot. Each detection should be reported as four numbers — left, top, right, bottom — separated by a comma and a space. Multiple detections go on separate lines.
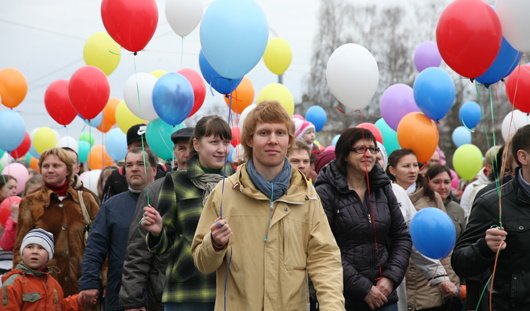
134, 52, 138, 56
470, 78, 474, 83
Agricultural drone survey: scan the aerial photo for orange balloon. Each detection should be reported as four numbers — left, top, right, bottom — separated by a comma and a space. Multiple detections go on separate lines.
30, 157, 39, 170
97, 118, 114, 133
397, 112, 439, 163
224, 77, 254, 114
0, 68, 28, 108
103, 97, 120, 125
87, 145, 114, 170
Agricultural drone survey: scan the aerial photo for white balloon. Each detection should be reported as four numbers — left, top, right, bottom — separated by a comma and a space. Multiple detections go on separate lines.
326, 43, 379, 111
56, 136, 79, 153
52, 130, 61, 141
166, 0, 204, 37
238, 104, 256, 131
82, 169, 102, 196
496, 0, 530, 53
501, 109, 530, 142
123, 73, 159, 121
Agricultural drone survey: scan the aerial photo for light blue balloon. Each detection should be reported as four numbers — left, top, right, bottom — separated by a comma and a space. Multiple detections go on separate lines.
228, 145, 234, 162
199, 50, 243, 95
200, 0, 269, 80
452, 126, 472, 147
78, 141, 90, 163
105, 129, 128, 161
375, 118, 400, 155
459, 102, 481, 129
146, 118, 186, 161
153, 73, 194, 126
331, 135, 340, 147
413, 67, 455, 121
0, 110, 26, 151
305, 106, 327, 132
28, 132, 40, 158
81, 112, 102, 128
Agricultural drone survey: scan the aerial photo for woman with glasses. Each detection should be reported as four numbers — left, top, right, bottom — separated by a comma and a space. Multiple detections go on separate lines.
315, 127, 412, 311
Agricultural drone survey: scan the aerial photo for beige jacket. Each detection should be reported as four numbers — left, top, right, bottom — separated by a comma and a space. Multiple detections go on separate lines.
192, 164, 345, 311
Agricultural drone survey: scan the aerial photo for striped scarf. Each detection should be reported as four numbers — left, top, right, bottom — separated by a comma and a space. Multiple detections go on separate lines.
191, 173, 224, 206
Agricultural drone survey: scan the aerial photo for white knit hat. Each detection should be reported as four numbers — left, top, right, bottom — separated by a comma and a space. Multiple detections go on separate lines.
293, 119, 315, 140
21, 229, 55, 262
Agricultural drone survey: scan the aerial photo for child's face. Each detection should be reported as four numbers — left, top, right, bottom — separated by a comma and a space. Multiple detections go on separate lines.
22, 244, 48, 270
303, 128, 316, 145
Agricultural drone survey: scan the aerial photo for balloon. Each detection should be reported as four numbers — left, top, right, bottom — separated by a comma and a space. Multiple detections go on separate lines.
231, 126, 240, 148
0, 110, 25, 152
476, 36, 521, 86
87, 145, 114, 170
331, 135, 340, 147
414, 41, 442, 73
375, 119, 401, 156
453, 144, 483, 180
305, 106, 327, 132
33, 127, 57, 154
178, 68, 206, 118
28, 132, 40, 159
0, 196, 21, 228
150, 70, 168, 79
79, 132, 95, 147
263, 38, 293, 76
397, 112, 438, 163
153, 73, 194, 126
44, 79, 77, 126
145, 118, 186, 161
123, 73, 159, 120
413, 68, 455, 121
98, 117, 114, 133
505, 65, 530, 113
0, 68, 27, 108
380, 84, 419, 131
82, 169, 102, 195
326, 43, 379, 111
496, 0, 530, 53
78, 141, 91, 163
116, 100, 147, 134
200, 0, 268, 80
459, 102, 482, 130
68, 66, 110, 119
165, 0, 203, 37
83, 31, 121, 76
325, 146, 335, 152
198, 50, 243, 95
105, 129, 128, 161
56, 137, 79, 153
501, 110, 530, 142
103, 97, 119, 125
2, 163, 29, 193
10, 132, 30, 160
410, 207, 456, 260
0, 150, 5, 161
224, 77, 254, 114
238, 104, 256, 130
101, 0, 158, 53
436, 0, 502, 78
452, 126, 472, 147
228, 145, 234, 163
357, 123, 383, 144
450, 170, 459, 190
83, 112, 103, 128
256, 83, 294, 116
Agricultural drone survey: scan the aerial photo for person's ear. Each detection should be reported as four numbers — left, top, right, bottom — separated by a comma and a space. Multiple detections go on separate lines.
388, 166, 396, 177
517, 149, 529, 166
193, 138, 199, 152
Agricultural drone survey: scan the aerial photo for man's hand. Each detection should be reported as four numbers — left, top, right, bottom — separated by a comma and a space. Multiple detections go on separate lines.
141, 205, 163, 236
364, 286, 388, 310
125, 308, 147, 311
375, 277, 394, 297
210, 217, 232, 249
78, 289, 99, 308
485, 227, 507, 252
437, 281, 458, 298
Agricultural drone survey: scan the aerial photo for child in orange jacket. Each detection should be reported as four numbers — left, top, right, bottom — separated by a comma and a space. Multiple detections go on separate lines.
0, 229, 84, 311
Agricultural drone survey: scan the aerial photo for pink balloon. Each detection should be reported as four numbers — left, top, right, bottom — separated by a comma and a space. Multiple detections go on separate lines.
450, 169, 459, 190
79, 171, 90, 181
324, 146, 335, 152
2, 163, 29, 194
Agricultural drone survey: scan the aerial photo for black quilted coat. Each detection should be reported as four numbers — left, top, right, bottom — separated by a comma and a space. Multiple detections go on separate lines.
315, 161, 412, 311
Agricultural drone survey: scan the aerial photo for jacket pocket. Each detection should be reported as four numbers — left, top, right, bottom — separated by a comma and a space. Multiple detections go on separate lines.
22, 292, 42, 303
504, 220, 530, 252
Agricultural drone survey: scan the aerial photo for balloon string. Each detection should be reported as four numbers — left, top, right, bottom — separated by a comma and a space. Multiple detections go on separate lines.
208, 77, 232, 97
65, 126, 70, 147
180, 37, 185, 69
489, 241, 504, 311
336, 107, 357, 114
495, 82, 499, 102
476, 274, 493, 310
157, 125, 173, 159
108, 50, 121, 56
461, 118, 475, 133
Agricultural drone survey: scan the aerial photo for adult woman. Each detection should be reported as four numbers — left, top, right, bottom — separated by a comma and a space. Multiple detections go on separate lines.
97, 165, 119, 202
143, 116, 235, 311
315, 128, 412, 311
13, 148, 100, 308
0, 175, 17, 201
386, 149, 459, 311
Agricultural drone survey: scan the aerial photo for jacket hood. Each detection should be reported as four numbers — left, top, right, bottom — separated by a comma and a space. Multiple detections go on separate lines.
13, 262, 51, 277
315, 160, 390, 193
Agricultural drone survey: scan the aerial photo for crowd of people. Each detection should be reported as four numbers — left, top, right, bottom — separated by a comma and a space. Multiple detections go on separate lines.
0, 100, 527, 311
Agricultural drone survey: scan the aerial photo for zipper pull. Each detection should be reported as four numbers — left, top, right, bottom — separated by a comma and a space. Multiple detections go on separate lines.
368, 214, 372, 223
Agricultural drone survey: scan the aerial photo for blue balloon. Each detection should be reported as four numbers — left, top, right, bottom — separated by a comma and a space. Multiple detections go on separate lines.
28, 131, 40, 158
200, 0, 269, 80
199, 50, 243, 95
413, 68, 455, 121
331, 135, 340, 147
305, 106, 327, 132
228, 145, 234, 163
459, 102, 481, 129
0, 110, 25, 151
452, 126, 472, 147
80, 112, 103, 128
78, 141, 90, 163
476, 36, 521, 86
153, 73, 195, 126
105, 128, 128, 161
410, 207, 456, 260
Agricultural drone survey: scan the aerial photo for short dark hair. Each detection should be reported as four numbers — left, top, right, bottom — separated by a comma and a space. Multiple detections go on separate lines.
189, 116, 232, 158
126, 147, 158, 168
426, 165, 452, 182
335, 127, 376, 176
293, 139, 311, 158
511, 124, 530, 167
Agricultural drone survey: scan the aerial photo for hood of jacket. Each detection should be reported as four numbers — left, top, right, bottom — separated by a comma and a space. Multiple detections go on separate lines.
315, 160, 390, 194
11, 262, 51, 278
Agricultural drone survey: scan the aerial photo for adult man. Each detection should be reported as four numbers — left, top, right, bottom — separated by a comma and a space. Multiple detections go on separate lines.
288, 139, 311, 178
119, 127, 193, 311
78, 148, 158, 311
190, 101, 345, 310
62, 147, 81, 175
452, 124, 530, 310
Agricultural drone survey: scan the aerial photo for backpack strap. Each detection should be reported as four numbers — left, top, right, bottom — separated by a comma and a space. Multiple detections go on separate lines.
2, 274, 20, 306
77, 190, 91, 245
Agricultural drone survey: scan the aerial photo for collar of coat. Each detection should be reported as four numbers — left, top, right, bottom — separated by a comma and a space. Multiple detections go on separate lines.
36, 181, 80, 208
13, 262, 51, 278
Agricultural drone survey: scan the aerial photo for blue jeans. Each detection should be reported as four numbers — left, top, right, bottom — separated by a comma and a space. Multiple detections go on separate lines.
376, 303, 398, 311
164, 303, 215, 311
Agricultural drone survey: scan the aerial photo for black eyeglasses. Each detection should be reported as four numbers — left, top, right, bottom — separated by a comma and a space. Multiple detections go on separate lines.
351, 146, 380, 154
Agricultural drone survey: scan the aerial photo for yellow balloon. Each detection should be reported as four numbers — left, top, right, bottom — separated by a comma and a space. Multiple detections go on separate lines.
33, 127, 57, 154
83, 32, 121, 76
115, 100, 147, 134
256, 83, 294, 116
150, 70, 168, 79
263, 38, 293, 76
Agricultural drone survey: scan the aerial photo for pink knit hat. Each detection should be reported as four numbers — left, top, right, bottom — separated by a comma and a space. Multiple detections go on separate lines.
294, 120, 315, 140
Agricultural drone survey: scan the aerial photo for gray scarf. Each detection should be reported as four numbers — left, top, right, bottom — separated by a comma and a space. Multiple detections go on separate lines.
246, 158, 292, 201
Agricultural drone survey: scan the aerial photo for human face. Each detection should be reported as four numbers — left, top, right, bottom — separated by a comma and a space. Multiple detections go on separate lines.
428, 151, 440, 167
249, 122, 291, 170
302, 128, 316, 145
125, 152, 156, 191
376, 152, 385, 169
41, 155, 69, 186
429, 171, 452, 201
389, 154, 419, 189
346, 139, 377, 175
22, 243, 49, 270
194, 135, 230, 170
173, 140, 190, 170
288, 149, 310, 177
66, 150, 80, 175
0, 179, 17, 200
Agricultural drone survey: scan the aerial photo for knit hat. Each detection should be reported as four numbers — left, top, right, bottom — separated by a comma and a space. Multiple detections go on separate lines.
315, 149, 336, 175
21, 229, 55, 262
127, 124, 147, 146
377, 142, 388, 169
294, 120, 316, 140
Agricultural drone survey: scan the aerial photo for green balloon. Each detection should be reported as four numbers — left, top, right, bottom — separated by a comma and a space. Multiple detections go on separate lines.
453, 144, 482, 181
146, 119, 186, 161
375, 118, 400, 156
26, 153, 32, 165
79, 132, 95, 147
78, 141, 91, 163
0, 150, 5, 159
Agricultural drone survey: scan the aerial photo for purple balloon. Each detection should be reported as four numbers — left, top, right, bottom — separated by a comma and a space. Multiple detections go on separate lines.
414, 41, 442, 73
380, 84, 420, 131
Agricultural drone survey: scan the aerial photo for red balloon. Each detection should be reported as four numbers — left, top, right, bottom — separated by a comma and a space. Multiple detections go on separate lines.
68, 66, 110, 120
178, 68, 206, 118
505, 65, 530, 113
231, 126, 241, 147
357, 123, 383, 144
0, 196, 21, 228
436, 0, 502, 79
101, 0, 158, 53
10, 132, 30, 159
44, 80, 77, 126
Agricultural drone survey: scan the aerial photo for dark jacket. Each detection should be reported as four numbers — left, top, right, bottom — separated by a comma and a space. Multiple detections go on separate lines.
119, 178, 167, 311
315, 161, 412, 311
452, 168, 530, 310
